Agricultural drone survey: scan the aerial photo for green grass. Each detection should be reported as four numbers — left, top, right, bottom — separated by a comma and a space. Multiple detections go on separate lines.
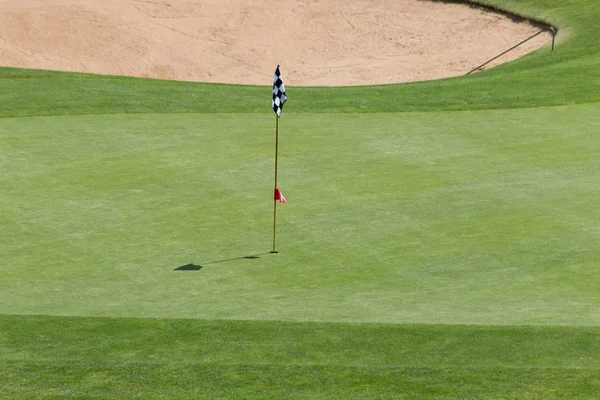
2, 105, 599, 325
2, 315, 599, 399
1, 0, 600, 397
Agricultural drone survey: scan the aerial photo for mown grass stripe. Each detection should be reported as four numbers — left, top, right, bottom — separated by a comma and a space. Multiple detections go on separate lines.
2, 314, 599, 399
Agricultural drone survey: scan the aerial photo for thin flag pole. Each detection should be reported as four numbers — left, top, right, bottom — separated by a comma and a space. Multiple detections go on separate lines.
272, 115, 279, 253
271, 64, 287, 253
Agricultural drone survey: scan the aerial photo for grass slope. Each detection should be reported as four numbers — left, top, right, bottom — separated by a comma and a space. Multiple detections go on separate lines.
2, 315, 599, 399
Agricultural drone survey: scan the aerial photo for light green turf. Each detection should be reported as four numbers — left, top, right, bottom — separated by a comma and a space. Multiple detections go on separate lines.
2, 104, 598, 325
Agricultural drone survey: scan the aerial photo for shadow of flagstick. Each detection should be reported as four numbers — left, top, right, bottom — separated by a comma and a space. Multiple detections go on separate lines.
174, 252, 271, 271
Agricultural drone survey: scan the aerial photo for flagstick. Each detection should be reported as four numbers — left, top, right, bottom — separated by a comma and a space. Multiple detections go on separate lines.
272, 115, 279, 253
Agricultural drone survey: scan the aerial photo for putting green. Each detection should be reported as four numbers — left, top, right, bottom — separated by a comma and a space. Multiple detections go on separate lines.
2, 104, 598, 325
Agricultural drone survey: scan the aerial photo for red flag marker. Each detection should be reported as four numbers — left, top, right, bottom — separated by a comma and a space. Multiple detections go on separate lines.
274, 189, 288, 204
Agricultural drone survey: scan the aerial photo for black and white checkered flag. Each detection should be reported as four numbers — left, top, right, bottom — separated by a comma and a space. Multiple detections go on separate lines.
272, 65, 287, 117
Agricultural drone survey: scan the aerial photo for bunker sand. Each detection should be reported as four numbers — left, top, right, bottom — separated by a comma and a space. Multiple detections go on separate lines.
0, 0, 551, 86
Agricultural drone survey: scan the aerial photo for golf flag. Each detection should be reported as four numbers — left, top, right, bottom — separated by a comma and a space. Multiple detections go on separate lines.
272, 65, 287, 117
274, 189, 288, 204
271, 65, 287, 253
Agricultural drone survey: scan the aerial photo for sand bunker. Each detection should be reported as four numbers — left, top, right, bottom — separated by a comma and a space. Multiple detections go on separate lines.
0, 0, 551, 86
